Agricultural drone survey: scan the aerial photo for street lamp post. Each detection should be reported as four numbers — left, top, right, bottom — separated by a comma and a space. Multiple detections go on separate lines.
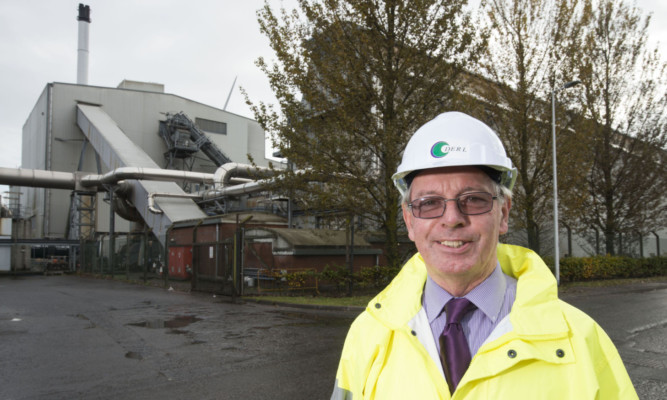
551, 80, 581, 285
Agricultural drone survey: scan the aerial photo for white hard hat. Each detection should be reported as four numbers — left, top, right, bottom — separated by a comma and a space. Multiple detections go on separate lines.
392, 111, 517, 197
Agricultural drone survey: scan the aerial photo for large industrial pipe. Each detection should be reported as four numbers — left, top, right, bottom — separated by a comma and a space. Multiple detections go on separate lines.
146, 177, 281, 214
80, 166, 215, 187
213, 163, 273, 188
0, 164, 273, 192
147, 192, 201, 214
0, 164, 292, 217
204, 180, 271, 199
77, 4, 91, 85
0, 167, 77, 190
203, 168, 313, 200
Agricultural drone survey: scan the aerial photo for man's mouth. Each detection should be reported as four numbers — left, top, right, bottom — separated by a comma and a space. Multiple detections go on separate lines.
440, 240, 465, 248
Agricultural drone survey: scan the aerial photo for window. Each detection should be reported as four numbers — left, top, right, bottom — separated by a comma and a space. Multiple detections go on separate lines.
195, 117, 227, 135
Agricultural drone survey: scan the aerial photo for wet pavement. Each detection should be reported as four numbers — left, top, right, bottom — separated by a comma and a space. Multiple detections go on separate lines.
0, 275, 666, 399
562, 282, 667, 399
0, 275, 351, 399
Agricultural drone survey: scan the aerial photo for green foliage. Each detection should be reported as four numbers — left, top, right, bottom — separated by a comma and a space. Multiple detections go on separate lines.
320, 264, 352, 292
559, 256, 667, 282
281, 270, 318, 288
319, 264, 400, 292
299, 256, 667, 294
354, 265, 400, 289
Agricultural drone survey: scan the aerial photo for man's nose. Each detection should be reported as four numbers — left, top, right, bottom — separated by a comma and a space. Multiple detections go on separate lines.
440, 199, 467, 227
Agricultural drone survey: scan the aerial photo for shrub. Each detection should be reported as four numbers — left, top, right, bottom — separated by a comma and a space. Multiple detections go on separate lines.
318, 264, 400, 292
559, 255, 667, 282
354, 265, 400, 289
320, 264, 352, 292
318, 256, 666, 292
282, 270, 316, 288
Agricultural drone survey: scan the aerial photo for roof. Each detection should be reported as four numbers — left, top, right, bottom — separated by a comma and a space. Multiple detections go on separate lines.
247, 227, 371, 247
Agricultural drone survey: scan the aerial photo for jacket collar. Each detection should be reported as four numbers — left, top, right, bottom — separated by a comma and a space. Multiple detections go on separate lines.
367, 244, 569, 338
497, 244, 569, 337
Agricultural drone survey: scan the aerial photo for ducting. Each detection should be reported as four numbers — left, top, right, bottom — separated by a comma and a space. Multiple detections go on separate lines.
213, 163, 273, 188
0, 166, 213, 192
77, 164, 270, 188
204, 180, 271, 199
80, 166, 215, 188
204, 168, 312, 200
0, 167, 77, 190
0, 164, 280, 199
0, 163, 302, 204
0, 161, 291, 239
112, 189, 142, 221
147, 192, 201, 214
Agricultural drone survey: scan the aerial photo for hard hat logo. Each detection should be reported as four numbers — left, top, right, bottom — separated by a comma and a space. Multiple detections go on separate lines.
430, 141, 468, 158
431, 142, 449, 157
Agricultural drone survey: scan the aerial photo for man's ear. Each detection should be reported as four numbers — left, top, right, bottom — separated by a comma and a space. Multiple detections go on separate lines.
499, 196, 511, 235
402, 203, 416, 242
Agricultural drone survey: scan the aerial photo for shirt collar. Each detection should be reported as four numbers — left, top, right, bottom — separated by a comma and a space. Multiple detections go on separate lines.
423, 262, 508, 324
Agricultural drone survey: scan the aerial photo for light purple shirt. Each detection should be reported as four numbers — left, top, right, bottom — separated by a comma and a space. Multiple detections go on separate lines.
422, 263, 517, 357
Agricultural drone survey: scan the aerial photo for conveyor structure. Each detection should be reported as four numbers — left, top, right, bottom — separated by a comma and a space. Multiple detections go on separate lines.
76, 104, 207, 245
158, 112, 232, 168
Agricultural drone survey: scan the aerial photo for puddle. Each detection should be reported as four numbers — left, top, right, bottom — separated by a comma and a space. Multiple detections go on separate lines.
125, 351, 143, 360
128, 315, 202, 330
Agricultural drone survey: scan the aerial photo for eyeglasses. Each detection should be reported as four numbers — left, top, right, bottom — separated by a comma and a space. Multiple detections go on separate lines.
407, 192, 498, 219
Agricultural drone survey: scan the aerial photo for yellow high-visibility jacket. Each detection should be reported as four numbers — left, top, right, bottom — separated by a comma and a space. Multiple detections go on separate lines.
331, 244, 638, 399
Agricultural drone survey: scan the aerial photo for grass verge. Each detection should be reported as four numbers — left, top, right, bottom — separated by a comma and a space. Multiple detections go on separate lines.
559, 276, 667, 291
248, 276, 667, 308
247, 294, 376, 308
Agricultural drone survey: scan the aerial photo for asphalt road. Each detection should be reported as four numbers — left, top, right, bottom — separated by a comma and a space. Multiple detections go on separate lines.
562, 282, 667, 399
1, 275, 665, 399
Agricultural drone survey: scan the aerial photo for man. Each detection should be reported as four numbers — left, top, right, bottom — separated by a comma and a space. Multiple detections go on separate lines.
331, 112, 637, 399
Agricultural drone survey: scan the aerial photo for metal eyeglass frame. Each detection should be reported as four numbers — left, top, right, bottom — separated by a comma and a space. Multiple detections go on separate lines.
407, 192, 498, 219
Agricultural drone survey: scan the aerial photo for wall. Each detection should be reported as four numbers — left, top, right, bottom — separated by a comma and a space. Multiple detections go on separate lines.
504, 224, 667, 258
20, 85, 50, 238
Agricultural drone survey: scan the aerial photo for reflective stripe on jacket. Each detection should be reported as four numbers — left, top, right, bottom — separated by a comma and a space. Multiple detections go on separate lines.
331, 244, 638, 400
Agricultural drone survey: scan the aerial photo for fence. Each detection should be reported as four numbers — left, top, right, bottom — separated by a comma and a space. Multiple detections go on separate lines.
78, 231, 164, 282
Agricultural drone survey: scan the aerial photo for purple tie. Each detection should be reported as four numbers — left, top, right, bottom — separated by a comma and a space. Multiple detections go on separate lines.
439, 297, 477, 393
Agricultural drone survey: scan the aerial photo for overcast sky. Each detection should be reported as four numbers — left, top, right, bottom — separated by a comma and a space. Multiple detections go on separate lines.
0, 0, 665, 198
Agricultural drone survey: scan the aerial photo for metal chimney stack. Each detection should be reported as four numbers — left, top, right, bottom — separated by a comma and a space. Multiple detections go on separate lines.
77, 4, 91, 85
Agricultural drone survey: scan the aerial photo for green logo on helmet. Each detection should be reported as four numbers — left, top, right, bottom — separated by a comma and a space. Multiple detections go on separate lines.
430, 142, 468, 158
431, 141, 450, 158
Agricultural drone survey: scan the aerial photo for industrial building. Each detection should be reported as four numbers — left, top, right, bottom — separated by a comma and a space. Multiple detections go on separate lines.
0, 78, 383, 291
0, 73, 387, 295
0, 5, 384, 294
17, 80, 270, 240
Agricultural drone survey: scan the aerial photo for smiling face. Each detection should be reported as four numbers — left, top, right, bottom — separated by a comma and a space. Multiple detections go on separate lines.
402, 166, 511, 296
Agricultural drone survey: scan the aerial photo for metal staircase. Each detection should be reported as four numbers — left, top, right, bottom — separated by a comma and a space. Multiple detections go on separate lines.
68, 191, 96, 240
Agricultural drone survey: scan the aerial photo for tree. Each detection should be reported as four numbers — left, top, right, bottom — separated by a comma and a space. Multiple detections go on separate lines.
249, 0, 484, 267
474, 0, 589, 254
572, 0, 667, 255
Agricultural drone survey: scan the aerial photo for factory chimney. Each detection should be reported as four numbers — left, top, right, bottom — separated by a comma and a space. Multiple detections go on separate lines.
77, 4, 91, 85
